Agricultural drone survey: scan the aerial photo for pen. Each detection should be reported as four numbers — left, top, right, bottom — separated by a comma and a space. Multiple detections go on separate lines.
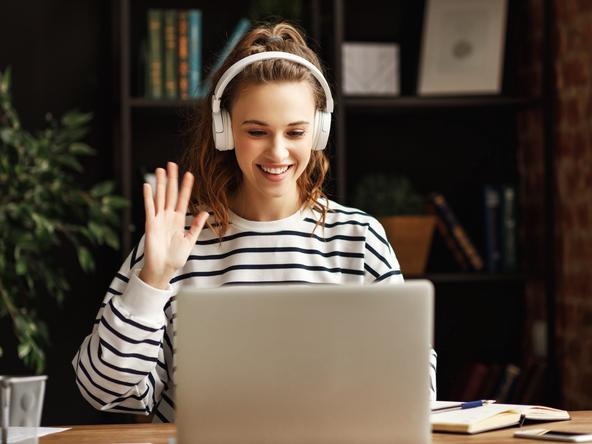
431, 400, 495, 413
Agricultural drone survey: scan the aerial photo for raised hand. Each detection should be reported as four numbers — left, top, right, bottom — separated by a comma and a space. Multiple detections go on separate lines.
138, 162, 209, 290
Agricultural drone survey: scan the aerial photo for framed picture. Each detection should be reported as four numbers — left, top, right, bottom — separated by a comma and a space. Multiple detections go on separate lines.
418, 0, 508, 95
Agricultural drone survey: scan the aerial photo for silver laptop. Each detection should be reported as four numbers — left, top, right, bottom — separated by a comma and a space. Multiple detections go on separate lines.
175, 280, 434, 444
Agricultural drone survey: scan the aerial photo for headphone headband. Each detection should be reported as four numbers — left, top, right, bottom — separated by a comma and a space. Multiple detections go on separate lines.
211, 51, 334, 114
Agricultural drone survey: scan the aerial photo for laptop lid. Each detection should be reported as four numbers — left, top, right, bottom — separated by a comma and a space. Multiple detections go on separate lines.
175, 280, 434, 444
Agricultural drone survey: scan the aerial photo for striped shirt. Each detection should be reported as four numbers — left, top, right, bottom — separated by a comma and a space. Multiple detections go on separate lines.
72, 200, 437, 422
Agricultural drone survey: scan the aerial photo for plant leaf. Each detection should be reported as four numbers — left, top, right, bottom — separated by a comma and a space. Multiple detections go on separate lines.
0, 67, 11, 94
90, 181, 115, 198
69, 142, 95, 156
61, 111, 93, 128
77, 246, 94, 272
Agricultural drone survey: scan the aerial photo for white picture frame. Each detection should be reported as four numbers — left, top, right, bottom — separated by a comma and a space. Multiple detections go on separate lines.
418, 0, 508, 95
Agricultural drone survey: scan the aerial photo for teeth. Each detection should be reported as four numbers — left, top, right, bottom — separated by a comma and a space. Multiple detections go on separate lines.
261, 166, 289, 174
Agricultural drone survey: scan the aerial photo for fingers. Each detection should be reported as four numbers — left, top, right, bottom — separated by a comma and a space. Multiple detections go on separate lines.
155, 167, 166, 213
165, 162, 178, 210
143, 183, 155, 225
187, 211, 210, 242
176, 171, 194, 214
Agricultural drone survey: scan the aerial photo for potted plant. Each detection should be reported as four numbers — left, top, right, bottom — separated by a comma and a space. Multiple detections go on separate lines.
352, 174, 436, 275
0, 68, 127, 373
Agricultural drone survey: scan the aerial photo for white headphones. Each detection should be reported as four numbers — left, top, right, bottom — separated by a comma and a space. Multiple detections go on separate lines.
211, 51, 334, 151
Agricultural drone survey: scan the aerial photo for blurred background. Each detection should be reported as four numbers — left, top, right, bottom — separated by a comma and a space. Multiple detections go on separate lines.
1, 0, 591, 426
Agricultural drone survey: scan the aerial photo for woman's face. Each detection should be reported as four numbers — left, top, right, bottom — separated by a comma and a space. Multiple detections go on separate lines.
230, 80, 316, 217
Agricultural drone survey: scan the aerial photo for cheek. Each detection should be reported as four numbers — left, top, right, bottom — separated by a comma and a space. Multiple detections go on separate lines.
234, 140, 262, 171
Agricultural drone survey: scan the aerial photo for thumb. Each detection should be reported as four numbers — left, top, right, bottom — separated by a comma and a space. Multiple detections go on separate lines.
187, 211, 209, 242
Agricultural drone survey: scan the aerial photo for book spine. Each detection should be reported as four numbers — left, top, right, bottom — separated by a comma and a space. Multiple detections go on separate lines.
460, 362, 489, 401
199, 17, 250, 96
178, 10, 189, 100
433, 210, 469, 271
493, 363, 521, 403
163, 9, 178, 99
483, 185, 501, 273
501, 185, 518, 272
147, 9, 164, 99
188, 9, 202, 98
139, 39, 148, 98
431, 193, 484, 271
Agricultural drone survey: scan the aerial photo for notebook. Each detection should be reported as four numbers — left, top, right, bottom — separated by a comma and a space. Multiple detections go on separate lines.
431, 401, 570, 434
175, 281, 434, 444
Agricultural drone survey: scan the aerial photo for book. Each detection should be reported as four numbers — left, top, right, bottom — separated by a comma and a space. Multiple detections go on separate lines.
188, 9, 202, 97
483, 185, 502, 272
163, 9, 178, 99
479, 364, 504, 400
147, 9, 164, 99
431, 401, 570, 434
493, 363, 521, 403
433, 211, 470, 271
199, 17, 251, 96
430, 193, 484, 271
500, 184, 518, 272
459, 362, 489, 401
178, 10, 189, 99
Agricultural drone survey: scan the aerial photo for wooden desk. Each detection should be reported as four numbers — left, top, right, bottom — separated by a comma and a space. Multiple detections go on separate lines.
40, 411, 592, 444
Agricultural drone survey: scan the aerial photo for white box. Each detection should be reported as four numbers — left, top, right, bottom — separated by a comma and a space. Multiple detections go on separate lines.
342, 42, 400, 96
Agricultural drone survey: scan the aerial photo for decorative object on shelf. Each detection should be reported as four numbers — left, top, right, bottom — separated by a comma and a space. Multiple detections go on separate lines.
342, 42, 400, 96
0, 68, 128, 372
352, 174, 435, 275
418, 0, 508, 95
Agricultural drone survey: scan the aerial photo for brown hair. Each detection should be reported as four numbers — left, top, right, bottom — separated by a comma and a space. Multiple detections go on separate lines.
180, 21, 330, 238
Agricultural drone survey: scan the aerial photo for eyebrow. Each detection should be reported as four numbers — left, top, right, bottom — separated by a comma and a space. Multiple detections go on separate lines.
241, 119, 310, 126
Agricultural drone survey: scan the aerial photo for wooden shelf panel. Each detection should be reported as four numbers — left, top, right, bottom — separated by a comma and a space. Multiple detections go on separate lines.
129, 97, 203, 108
407, 273, 525, 284
343, 95, 542, 112
129, 96, 542, 111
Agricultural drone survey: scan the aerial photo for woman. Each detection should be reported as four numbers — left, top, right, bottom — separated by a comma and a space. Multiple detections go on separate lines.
73, 21, 437, 422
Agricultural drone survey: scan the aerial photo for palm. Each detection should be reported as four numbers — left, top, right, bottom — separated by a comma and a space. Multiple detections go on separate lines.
145, 210, 194, 271
140, 162, 209, 289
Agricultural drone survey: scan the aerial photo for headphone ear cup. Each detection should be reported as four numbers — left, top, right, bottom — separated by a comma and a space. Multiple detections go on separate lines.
221, 110, 234, 150
213, 109, 234, 151
312, 110, 331, 151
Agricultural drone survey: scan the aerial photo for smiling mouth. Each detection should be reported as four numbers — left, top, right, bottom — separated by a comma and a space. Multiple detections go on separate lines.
258, 165, 292, 175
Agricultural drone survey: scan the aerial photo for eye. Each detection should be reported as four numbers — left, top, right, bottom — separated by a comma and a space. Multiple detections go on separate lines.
247, 130, 266, 137
288, 130, 306, 138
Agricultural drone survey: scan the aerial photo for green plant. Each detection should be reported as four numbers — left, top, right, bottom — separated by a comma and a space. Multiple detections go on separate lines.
0, 68, 128, 373
352, 174, 427, 216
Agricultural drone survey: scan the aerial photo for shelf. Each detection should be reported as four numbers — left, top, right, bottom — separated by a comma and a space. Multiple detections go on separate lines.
407, 273, 525, 284
343, 95, 542, 112
129, 97, 203, 108
129, 96, 541, 111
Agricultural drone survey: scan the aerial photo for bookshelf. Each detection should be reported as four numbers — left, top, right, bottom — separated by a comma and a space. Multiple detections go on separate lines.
114, 0, 554, 402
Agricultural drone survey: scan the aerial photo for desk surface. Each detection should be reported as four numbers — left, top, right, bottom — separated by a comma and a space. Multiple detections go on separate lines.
41, 411, 592, 444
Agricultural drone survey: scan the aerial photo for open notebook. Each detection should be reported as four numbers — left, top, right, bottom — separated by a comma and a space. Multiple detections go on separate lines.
431, 401, 570, 434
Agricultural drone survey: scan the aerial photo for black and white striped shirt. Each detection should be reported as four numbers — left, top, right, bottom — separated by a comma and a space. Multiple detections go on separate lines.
72, 200, 437, 422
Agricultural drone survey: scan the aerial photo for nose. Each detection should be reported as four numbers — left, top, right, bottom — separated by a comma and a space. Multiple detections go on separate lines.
266, 133, 290, 160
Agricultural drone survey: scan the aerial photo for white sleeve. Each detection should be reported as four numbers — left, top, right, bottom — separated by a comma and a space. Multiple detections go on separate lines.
72, 236, 175, 415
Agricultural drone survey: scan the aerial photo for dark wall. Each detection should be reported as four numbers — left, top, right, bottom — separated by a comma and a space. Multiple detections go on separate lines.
0, 1, 130, 425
